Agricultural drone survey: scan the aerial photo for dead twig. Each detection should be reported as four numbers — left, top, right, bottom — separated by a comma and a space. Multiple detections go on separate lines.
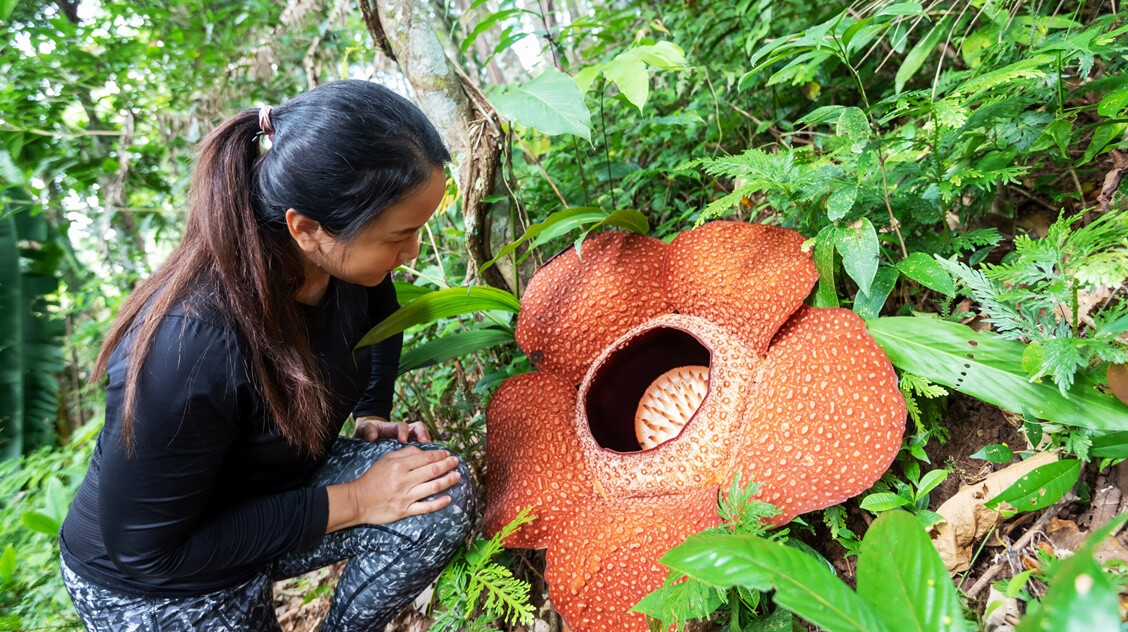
964, 494, 1074, 599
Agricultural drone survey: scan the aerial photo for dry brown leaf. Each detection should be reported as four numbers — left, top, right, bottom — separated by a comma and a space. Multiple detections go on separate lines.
930, 450, 1059, 574
1046, 517, 1128, 565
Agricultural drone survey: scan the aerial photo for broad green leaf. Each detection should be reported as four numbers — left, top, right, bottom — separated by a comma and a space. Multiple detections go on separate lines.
895, 17, 947, 94
798, 105, 847, 126
1015, 514, 1128, 632
1089, 431, 1128, 458
860, 492, 910, 512
355, 287, 520, 348
896, 253, 955, 297
915, 469, 948, 497
876, 2, 923, 16
478, 207, 648, 276
491, 68, 592, 140
573, 64, 603, 93
398, 328, 514, 375
21, 511, 59, 536
0, 545, 14, 581
812, 227, 838, 308
867, 317, 1128, 431
1042, 118, 1073, 156
985, 460, 1080, 517
1081, 121, 1126, 165
662, 533, 890, 632
1097, 87, 1128, 117
44, 476, 68, 524
393, 282, 436, 306
0, 0, 18, 23
853, 266, 898, 320
0, 150, 23, 186
603, 55, 649, 110
827, 183, 857, 221
836, 107, 871, 140
969, 443, 1015, 463
835, 219, 879, 296
857, 511, 967, 632
629, 41, 687, 69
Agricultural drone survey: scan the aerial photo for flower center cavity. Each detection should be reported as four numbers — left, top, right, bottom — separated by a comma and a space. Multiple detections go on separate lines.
584, 327, 711, 452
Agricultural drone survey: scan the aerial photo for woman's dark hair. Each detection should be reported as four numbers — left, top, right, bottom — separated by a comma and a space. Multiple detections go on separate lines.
94, 80, 451, 455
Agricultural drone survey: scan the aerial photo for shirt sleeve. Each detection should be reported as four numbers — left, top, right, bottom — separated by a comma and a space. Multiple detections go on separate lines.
351, 276, 402, 420
98, 315, 329, 582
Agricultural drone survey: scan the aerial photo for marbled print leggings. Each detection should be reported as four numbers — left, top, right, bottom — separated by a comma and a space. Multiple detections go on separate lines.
61, 437, 476, 631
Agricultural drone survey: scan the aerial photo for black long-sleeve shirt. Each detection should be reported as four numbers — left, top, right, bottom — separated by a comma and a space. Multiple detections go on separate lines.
60, 276, 402, 596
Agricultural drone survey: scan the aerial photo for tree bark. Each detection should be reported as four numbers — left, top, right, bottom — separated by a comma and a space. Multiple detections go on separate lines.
361, 0, 512, 292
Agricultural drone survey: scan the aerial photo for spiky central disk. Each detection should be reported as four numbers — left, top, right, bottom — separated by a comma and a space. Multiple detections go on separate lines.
634, 365, 710, 449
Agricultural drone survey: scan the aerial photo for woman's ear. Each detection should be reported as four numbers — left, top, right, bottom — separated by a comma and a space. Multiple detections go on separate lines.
285, 208, 324, 254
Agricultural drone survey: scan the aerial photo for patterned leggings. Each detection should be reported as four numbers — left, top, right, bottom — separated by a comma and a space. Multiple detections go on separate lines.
61, 437, 476, 631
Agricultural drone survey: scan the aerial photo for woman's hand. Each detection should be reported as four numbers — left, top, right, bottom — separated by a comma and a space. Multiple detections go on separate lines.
325, 446, 461, 531
354, 415, 431, 443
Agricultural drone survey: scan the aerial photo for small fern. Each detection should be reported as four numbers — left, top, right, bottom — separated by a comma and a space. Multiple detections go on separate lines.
430, 508, 537, 632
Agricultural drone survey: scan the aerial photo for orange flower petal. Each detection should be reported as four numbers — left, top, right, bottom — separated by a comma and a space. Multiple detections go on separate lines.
665, 221, 817, 353
516, 231, 671, 385
544, 490, 720, 631
735, 306, 906, 523
483, 371, 597, 548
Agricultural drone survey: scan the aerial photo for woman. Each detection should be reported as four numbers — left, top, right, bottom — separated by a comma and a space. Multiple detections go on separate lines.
59, 80, 475, 631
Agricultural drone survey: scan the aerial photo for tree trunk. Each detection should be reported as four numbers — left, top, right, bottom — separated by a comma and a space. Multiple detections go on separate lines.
360, 0, 512, 292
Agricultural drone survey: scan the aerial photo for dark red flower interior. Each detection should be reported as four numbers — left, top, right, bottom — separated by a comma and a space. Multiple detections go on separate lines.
583, 327, 710, 452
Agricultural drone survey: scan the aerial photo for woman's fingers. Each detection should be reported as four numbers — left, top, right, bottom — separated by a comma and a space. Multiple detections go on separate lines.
406, 421, 431, 443
404, 494, 453, 517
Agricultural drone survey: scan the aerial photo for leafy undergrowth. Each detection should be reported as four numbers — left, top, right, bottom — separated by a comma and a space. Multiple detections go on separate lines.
272, 392, 1128, 631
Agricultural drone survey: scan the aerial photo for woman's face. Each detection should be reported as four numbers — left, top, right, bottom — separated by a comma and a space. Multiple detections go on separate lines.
295, 167, 446, 287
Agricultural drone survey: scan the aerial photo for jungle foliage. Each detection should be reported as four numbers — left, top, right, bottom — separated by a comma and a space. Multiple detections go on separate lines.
1, 0, 1127, 630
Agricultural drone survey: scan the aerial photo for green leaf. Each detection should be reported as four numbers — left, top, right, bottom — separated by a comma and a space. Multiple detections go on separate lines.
1015, 514, 1128, 632
1042, 118, 1073, 156
896, 253, 956, 297
860, 492, 910, 512
812, 227, 838, 308
355, 287, 520, 349
985, 459, 1080, 517
631, 578, 723, 628
915, 469, 948, 498
20, 511, 59, 536
629, 41, 687, 69
853, 266, 898, 321
836, 107, 871, 140
1097, 87, 1128, 117
876, 2, 923, 16
1081, 121, 1126, 165
478, 207, 648, 277
604, 55, 649, 110
857, 511, 967, 632
0, 545, 15, 582
1090, 431, 1128, 458
43, 476, 68, 524
491, 68, 592, 140
969, 443, 1015, 463
393, 282, 436, 305
835, 219, 880, 296
662, 533, 890, 632
827, 183, 858, 221
895, 17, 947, 94
0, 0, 18, 23
867, 317, 1128, 431
398, 327, 514, 375
573, 64, 603, 93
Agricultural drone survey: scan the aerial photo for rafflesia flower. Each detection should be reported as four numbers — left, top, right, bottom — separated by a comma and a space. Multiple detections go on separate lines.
484, 221, 906, 631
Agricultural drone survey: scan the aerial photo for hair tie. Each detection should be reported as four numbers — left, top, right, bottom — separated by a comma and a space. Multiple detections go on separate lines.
258, 105, 275, 141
